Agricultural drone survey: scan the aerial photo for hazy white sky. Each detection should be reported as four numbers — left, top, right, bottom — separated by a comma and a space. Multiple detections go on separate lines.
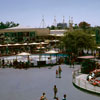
0, 0, 100, 27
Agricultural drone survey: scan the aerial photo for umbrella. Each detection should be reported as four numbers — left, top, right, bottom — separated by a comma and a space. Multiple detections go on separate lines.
45, 50, 58, 54
17, 52, 30, 56
45, 50, 58, 64
13, 43, 21, 46
29, 42, 40, 45
17, 52, 31, 61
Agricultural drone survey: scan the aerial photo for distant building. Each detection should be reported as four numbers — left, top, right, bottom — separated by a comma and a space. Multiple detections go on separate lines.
57, 23, 67, 29
50, 29, 67, 37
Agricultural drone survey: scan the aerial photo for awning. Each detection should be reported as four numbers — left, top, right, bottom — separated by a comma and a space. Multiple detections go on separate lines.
77, 56, 95, 59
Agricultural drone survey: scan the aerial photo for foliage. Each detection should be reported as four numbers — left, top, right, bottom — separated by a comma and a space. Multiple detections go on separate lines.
73, 24, 79, 29
85, 27, 96, 34
0, 21, 19, 29
50, 25, 56, 30
81, 59, 96, 74
61, 30, 96, 54
79, 21, 90, 30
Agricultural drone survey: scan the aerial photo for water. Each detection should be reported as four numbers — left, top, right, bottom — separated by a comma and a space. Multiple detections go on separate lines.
0, 64, 100, 100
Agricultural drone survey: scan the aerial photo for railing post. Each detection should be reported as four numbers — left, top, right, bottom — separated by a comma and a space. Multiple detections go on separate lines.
85, 80, 87, 89
94, 85, 96, 92
73, 68, 81, 86
78, 78, 80, 86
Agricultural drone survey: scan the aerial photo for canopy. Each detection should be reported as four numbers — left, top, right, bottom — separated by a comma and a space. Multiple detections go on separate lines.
97, 46, 100, 49
22, 43, 27, 45
37, 47, 45, 49
17, 52, 31, 56
77, 56, 95, 59
13, 43, 21, 46
45, 50, 58, 54
49, 40, 59, 42
29, 42, 40, 45
39, 42, 48, 45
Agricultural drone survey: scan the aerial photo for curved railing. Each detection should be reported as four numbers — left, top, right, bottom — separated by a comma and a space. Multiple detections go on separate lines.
72, 68, 100, 94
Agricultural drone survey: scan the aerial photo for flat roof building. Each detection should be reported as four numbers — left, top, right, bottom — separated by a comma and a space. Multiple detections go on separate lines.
0, 26, 50, 36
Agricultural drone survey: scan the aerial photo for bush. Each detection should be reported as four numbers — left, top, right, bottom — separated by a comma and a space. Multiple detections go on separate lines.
81, 59, 96, 74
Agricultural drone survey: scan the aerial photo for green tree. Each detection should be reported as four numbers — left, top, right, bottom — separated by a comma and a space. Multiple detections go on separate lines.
85, 27, 95, 34
50, 25, 56, 30
0, 21, 19, 29
73, 24, 79, 29
61, 30, 96, 54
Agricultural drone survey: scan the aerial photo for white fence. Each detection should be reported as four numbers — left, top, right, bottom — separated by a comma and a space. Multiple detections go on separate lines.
72, 68, 100, 94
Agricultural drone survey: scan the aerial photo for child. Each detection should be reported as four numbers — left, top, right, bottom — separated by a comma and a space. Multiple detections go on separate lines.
62, 94, 67, 100
40, 92, 48, 100
56, 69, 58, 78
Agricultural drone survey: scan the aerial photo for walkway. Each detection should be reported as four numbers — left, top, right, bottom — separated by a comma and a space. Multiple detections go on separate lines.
0, 65, 100, 100
73, 73, 100, 94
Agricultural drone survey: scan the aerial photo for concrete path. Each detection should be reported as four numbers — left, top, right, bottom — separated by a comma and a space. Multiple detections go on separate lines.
0, 64, 100, 100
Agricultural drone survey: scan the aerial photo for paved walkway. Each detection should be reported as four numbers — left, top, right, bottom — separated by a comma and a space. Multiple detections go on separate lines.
0, 64, 100, 100
74, 73, 100, 94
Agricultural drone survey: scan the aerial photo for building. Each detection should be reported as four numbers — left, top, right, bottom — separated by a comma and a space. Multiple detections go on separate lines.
57, 23, 67, 29
50, 29, 67, 36
0, 26, 50, 55
0, 26, 50, 44
0, 26, 67, 56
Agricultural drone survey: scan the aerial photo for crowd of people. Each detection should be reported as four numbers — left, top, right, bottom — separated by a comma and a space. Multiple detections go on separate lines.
87, 69, 100, 86
0, 59, 34, 69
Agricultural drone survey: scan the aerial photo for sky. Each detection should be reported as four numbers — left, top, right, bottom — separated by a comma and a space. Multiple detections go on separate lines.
0, 0, 100, 27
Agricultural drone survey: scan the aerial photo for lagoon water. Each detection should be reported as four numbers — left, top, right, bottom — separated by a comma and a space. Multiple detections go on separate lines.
0, 65, 100, 100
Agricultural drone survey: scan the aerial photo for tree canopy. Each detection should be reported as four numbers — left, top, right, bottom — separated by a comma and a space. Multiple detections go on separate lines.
79, 21, 90, 30
61, 30, 96, 54
0, 21, 19, 29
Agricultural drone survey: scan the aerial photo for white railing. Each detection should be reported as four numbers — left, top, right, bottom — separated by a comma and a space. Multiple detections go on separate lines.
72, 68, 100, 94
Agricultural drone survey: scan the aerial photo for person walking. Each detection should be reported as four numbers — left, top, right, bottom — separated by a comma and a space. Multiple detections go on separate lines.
53, 85, 58, 99
62, 94, 67, 100
71, 58, 75, 68
58, 66, 62, 78
40, 92, 48, 100
56, 69, 58, 78
69, 56, 72, 68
